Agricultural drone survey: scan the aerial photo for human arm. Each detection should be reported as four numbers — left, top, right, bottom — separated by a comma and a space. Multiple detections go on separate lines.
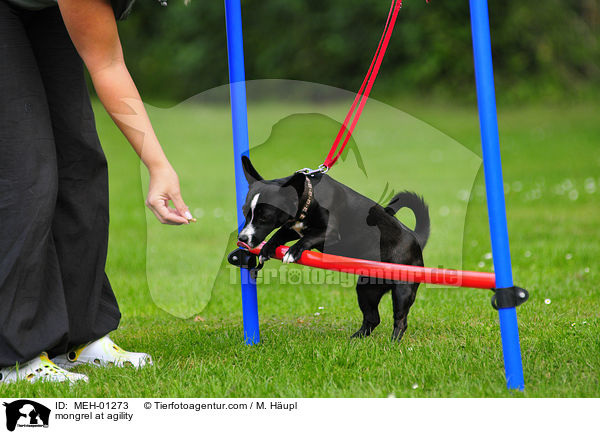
57, 0, 192, 225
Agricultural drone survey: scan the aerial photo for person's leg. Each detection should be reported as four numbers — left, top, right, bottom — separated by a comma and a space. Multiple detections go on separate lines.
0, 1, 70, 367
24, 6, 122, 356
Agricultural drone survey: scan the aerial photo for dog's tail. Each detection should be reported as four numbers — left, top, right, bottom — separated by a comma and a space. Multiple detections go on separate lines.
385, 191, 430, 249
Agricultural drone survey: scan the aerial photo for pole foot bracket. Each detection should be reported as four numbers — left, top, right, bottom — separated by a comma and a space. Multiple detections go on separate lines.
491, 286, 529, 310
228, 247, 263, 280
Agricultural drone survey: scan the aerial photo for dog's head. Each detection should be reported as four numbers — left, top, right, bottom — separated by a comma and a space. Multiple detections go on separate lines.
238, 156, 304, 248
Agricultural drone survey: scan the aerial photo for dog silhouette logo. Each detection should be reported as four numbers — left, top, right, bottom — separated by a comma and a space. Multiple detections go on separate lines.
3, 400, 50, 431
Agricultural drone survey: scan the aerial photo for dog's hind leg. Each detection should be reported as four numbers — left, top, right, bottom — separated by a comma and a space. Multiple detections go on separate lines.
390, 282, 419, 342
350, 277, 387, 339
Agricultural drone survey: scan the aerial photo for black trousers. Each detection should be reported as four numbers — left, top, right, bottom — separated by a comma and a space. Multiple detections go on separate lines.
0, 1, 121, 366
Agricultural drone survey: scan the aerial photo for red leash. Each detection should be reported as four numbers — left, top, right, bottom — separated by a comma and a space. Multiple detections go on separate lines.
322, 0, 403, 171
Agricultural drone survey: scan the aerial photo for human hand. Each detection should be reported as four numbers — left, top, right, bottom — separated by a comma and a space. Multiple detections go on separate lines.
145, 165, 194, 225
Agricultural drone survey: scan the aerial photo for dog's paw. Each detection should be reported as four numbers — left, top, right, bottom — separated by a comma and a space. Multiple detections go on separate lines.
282, 252, 295, 264
350, 329, 369, 339
259, 242, 277, 262
350, 323, 378, 339
282, 245, 304, 264
391, 327, 406, 342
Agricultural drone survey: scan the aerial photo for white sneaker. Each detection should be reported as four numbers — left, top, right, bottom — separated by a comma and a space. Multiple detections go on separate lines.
52, 335, 153, 369
0, 353, 88, 384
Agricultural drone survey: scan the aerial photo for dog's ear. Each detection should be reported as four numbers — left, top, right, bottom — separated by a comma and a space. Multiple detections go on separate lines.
282, 172, 305, 191
241, 156, 263, 184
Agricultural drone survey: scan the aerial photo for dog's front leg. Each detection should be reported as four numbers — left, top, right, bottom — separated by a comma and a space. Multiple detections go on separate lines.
282, 229, 327, 264
259, 227, 300, 263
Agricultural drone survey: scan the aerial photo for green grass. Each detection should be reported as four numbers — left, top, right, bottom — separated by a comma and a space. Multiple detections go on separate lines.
2, 93, 599, 398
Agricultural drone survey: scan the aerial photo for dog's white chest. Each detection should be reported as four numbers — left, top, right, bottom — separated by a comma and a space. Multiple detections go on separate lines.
292, 221, 305, 235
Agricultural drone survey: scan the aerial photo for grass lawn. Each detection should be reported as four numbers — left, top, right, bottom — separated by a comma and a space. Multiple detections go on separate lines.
2, 87, 598, 397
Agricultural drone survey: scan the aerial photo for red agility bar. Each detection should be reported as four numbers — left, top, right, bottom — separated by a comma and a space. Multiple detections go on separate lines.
240, 242, 496, 289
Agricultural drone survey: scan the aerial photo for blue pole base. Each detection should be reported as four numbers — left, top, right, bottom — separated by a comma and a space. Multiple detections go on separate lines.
498, 307, 524, 390
240, 269, 260, 345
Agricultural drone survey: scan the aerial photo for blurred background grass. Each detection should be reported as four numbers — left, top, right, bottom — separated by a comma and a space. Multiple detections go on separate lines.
115, 0, 600, 105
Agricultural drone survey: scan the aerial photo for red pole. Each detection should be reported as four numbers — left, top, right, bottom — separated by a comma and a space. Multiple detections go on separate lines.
241, 243, 496, 289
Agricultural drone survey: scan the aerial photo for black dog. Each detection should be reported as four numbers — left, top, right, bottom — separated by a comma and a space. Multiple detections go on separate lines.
238, 156, 430, 341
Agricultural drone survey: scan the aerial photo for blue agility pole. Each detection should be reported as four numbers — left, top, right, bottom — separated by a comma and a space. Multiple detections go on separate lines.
224, 0, 260, 345
469, 0, 525, 390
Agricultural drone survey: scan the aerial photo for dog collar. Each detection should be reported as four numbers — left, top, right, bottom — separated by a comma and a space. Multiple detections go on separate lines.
296, 175, 313, 222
